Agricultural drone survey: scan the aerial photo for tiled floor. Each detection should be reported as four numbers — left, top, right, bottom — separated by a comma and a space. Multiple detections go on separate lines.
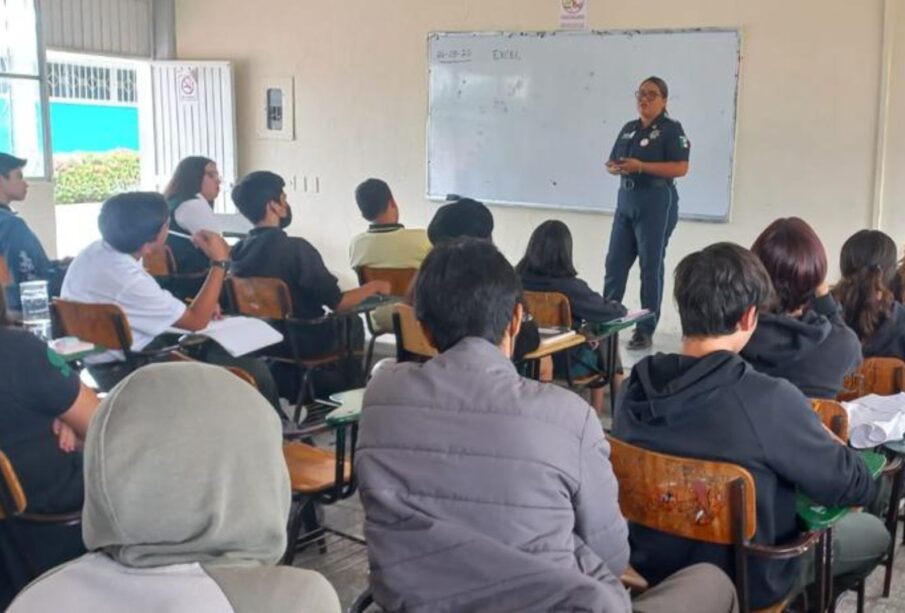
296, 333, 905, 612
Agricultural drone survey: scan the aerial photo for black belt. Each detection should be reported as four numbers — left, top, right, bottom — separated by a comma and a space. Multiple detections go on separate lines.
620, 177, 669, 191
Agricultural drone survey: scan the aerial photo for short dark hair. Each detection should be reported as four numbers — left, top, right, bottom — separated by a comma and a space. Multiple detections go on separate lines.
427, 198, 494, 245
674, 242, 773, 337
751, 217, 827, 313
414, 238, 521, 352
833, 229, 898, 342
515, 220, 578, 278
98, 192, 169, 254
163, 156, 214, 202
0, 153, 27, 178
231, 171, 285, 224
355, 178, 392, 221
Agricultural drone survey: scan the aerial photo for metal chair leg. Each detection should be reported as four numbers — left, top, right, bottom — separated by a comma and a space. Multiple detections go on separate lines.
856, 580, 865, 613
364, 335, 377, 379
281, 498, 306, 565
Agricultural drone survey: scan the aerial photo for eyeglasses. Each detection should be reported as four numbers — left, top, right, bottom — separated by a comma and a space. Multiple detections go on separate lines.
635, 90, 662, 101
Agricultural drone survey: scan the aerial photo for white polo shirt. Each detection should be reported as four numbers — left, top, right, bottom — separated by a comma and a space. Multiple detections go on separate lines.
174, 195, 221, 234
61, 240, 187, 363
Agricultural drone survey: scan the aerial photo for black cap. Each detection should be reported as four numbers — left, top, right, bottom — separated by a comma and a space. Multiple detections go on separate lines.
427, 198, 494, 245
0, 153, 27, 176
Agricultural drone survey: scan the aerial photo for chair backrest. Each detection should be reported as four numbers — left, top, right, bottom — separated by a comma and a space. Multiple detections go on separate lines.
357, 266, 417, 297
810, 398, 849, 441
143, 244, 175, 277
0, 449, 27, 519
165, 351, 258, 389
838, 357, 905, 401
392, 304, 437, 362
53, 299, 133, 350
227, 276, 293, 320
522, 291, 572, 328
607, 436, 757, 545
0, 255, 11, 287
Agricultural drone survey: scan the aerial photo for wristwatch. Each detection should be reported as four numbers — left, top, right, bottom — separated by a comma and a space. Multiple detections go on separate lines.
211, 259, 230, 271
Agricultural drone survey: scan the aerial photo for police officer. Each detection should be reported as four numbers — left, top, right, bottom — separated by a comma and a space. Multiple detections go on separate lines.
603, 76, 690, 349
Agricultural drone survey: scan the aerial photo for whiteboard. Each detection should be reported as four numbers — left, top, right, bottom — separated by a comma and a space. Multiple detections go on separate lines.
426, 29, 741, 221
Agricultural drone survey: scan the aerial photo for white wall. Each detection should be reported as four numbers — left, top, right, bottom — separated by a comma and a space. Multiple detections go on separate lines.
175, 0, 901, 334
18, 180, 57, 259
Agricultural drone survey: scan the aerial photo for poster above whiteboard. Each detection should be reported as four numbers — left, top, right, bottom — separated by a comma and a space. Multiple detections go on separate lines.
426, 29, 741, 221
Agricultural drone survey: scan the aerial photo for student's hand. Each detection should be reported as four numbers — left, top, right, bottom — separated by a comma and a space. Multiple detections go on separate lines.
212, 303, 224, 321
193, 231, 231, 263
366, 280, 392, 295
53, 419, 78, 453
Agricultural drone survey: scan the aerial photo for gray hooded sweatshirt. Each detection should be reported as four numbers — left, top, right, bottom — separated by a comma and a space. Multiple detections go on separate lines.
358, 337, 631, 612
9, 362, 340, 613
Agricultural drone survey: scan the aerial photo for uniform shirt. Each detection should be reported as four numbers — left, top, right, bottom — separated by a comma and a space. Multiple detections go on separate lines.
348, 224, 431, 270
0, 204, 52, 311
165, 195, 220, 277
608, 112, 690, 186
173, 195, 221, 234
61, 240, 187, 363
230, 227, 343, 320
0, 327, 82, 514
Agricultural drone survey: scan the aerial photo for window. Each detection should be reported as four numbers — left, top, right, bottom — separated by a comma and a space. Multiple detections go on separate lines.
0, 0, 50, 178
46, 61, 138, 105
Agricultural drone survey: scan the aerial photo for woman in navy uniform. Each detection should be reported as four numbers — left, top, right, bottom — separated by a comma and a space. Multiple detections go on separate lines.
603, 77, 690, 349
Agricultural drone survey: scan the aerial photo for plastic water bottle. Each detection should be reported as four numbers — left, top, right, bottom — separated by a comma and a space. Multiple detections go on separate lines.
19, 280, 51, 340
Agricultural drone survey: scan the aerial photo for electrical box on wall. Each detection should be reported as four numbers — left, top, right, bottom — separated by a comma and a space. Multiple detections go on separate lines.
256, 77, 294, 140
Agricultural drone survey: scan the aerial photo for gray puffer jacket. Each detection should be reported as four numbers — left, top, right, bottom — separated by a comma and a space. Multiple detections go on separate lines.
357, 337, 631, 612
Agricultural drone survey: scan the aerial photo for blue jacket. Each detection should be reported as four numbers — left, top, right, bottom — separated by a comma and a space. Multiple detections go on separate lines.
0, 205, 51, 311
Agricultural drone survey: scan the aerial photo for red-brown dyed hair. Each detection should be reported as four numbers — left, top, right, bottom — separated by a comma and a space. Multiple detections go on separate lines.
751, 217, 827, 313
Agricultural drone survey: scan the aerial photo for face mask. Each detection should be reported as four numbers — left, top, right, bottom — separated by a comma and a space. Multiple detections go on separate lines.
279, 204, 293, 229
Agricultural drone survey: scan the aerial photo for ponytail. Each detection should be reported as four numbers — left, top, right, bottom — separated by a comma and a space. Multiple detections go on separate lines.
833, 265, 893, 343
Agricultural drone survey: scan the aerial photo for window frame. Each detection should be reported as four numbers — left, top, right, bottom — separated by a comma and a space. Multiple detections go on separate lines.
0, 0, 53, 180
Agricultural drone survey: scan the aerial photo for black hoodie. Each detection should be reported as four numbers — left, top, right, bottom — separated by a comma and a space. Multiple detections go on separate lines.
519, 273, 627, 327
863, 301, 905, 362
612, 351, 876, 609
741, 294, 861, 398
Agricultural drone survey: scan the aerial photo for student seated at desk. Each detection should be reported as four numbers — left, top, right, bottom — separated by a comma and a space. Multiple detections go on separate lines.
834, 229, 905, 361
349, 178, 431, 333
517, 220, 627, 413
163, 157, 223, 282
358, 238, 739, 613
229, 172, 389, 394
0, 153, 69, 312
0, 292, 99, 608
741, 218, 861, 398
60, 192, 279, 410
612, 242, 887, 610
8, 363, 340, 613
349, 178, 431, 270
426, 197, 494, 244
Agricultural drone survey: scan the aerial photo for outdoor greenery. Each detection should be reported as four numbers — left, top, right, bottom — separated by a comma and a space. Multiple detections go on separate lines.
54, 149, 140, 204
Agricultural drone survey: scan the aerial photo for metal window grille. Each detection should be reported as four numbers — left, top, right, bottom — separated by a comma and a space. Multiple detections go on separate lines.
46, 61, 137, 104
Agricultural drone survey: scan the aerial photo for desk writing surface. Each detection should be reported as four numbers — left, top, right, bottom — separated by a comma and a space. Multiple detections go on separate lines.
326, 388, 366, 425
523, 333, 586, 361
796, 450, 887, 530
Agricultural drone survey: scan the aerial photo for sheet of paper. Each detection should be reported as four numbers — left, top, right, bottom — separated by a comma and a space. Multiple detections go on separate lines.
843, 393, 905, 448
168, 316, 283, 357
